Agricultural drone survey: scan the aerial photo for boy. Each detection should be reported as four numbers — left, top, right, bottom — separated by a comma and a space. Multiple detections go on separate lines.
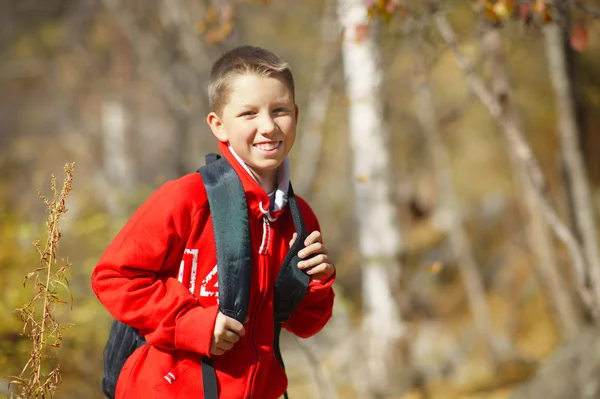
91, 45, 335, 399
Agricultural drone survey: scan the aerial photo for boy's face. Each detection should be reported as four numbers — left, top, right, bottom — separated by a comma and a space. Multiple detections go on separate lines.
207, 74, 298, 186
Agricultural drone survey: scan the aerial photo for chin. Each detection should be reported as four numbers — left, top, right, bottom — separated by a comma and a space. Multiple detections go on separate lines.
250, 159, 282, 172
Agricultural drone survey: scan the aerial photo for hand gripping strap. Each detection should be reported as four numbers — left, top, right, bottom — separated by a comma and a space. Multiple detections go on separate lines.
273, 183, 311, 323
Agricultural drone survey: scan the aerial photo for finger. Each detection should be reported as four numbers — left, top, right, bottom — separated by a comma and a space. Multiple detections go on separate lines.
224, 316, 246, 337
222, 330, 241, 344
211, 347, 225, 356
298, 243, 327, 259
309, 263, 334, 276
304, 231, 322, 246
289, 232, 297, 248
298, 254, 328, 270
217, 340, 234, 351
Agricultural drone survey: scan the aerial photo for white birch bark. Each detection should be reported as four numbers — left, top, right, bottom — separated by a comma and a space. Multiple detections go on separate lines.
338, 0, 404, 394
542, 1, 600, 310
483, 26, 580, 340
101, 98, 134, 214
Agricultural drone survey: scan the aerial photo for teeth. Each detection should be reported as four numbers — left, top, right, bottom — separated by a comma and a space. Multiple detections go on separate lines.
254, 142, 279, 151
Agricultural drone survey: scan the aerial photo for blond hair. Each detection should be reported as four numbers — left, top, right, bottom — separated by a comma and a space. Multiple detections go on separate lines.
208, 45, 295, 115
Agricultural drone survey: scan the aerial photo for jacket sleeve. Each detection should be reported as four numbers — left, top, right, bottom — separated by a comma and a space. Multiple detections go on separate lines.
91, 175, 218, 357
283, 198, 335, 338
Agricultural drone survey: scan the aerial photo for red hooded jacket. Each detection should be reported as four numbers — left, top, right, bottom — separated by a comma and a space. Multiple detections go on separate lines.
91, 142, 335, 399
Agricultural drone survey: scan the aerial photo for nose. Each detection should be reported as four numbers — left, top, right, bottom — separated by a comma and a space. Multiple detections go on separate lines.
257, 113, 277, 136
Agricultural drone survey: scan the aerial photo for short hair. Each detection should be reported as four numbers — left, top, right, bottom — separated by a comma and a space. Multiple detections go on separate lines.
208, 45, 295, 115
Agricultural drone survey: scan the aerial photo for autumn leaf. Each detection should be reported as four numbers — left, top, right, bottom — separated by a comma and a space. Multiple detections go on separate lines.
518, 3, 531, 21
533, 0, 546, 14
533, 0, 552, 22
355, 23, 370, 43
570, 25, 589, 53
195, 21, 206, 35
483, 3, 500, 23
427, 262, 443, 275
493, 0, 515, 20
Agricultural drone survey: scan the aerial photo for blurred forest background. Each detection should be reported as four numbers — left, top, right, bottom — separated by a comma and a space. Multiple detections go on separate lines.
2, 0, 600, 398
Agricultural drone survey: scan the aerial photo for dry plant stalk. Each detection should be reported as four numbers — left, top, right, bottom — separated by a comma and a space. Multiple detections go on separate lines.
9, 163, 75, 399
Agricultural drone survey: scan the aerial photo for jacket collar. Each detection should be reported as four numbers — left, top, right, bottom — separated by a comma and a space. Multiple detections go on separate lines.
217, 141, 290, 220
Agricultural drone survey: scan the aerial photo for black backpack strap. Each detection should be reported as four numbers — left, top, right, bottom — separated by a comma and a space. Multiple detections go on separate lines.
272, 183, 312, 399
205, 153, 221, 165
273, 183, 311, 324
197, 155, 252, 399
198, 155, 252, 322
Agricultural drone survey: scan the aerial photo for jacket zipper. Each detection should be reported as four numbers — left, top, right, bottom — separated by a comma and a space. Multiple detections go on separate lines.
247, 216, 269, 398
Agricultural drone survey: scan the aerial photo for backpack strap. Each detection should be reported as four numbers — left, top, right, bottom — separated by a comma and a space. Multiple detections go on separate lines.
198, 155, 252, 323
200, 154, 310, 399
197, 154, 252, 399
272, 183, 312, 399
273, 183, 311, 323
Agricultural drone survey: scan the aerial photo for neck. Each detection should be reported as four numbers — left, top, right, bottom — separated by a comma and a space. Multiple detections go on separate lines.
251, 168, 278, 194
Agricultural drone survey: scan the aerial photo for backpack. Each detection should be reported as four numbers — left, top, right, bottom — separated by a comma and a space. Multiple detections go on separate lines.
102, 154, 311, 399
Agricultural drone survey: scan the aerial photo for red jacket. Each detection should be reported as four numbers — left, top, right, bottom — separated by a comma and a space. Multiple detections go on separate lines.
91, 143, 335, 399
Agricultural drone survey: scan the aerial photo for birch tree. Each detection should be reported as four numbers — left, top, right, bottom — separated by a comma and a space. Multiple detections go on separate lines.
542, 0, 600, 309
412, 31, 500, 364
481, 19, 580, 340
338, 0, 405, 394
433, 4, 600, 323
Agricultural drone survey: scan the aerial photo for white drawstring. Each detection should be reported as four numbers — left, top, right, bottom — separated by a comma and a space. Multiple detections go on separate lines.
259, 201, 277, 222
258, 201, 277, 255
259, 217, 271, 255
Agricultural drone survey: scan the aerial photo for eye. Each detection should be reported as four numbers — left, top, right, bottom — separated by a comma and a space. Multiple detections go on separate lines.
272, 107, 289, 114
239, 111, 255, 117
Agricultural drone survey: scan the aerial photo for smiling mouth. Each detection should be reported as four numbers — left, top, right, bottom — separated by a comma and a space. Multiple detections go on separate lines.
253, 141, 281, 151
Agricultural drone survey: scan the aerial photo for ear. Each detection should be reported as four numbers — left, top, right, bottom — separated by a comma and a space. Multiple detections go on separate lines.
294, 104, 299, 125
207, 112, 228, 143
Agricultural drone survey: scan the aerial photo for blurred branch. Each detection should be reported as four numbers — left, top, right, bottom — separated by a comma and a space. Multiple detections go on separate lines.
482, 20, 581, 340
575, 1, 600, 18
434, 7, 600, 323
438, 92, 475, 126
293, 0, 341, 196
294, 336, 340, 399
412, 32, 501, 365
160, 0, 212, 73
100, 0, 191, 116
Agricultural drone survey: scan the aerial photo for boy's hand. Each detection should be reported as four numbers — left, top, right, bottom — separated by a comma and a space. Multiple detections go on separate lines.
210, 312, 247, 356
291, 231, 335, 283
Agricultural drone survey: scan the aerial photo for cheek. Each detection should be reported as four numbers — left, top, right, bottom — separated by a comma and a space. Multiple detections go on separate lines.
280, 118, 296, 137
227, 122, 255, 143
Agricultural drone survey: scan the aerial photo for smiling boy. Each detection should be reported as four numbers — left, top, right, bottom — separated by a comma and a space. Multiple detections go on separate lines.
92, 45, 336, 399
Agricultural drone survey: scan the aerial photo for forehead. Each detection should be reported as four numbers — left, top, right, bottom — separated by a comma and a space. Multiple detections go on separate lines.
225, 74, 294, 107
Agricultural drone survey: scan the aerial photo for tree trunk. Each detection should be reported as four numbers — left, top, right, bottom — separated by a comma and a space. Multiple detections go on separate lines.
543, 1, 600, 310
483, 25, 580, 340
412, 37, 500, 365
101, 98, 133, 215
338, 0, 405, 395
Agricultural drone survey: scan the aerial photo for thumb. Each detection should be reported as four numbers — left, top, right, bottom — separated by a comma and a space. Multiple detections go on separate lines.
289, 232, 297, 248
224, 316, 246, 337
